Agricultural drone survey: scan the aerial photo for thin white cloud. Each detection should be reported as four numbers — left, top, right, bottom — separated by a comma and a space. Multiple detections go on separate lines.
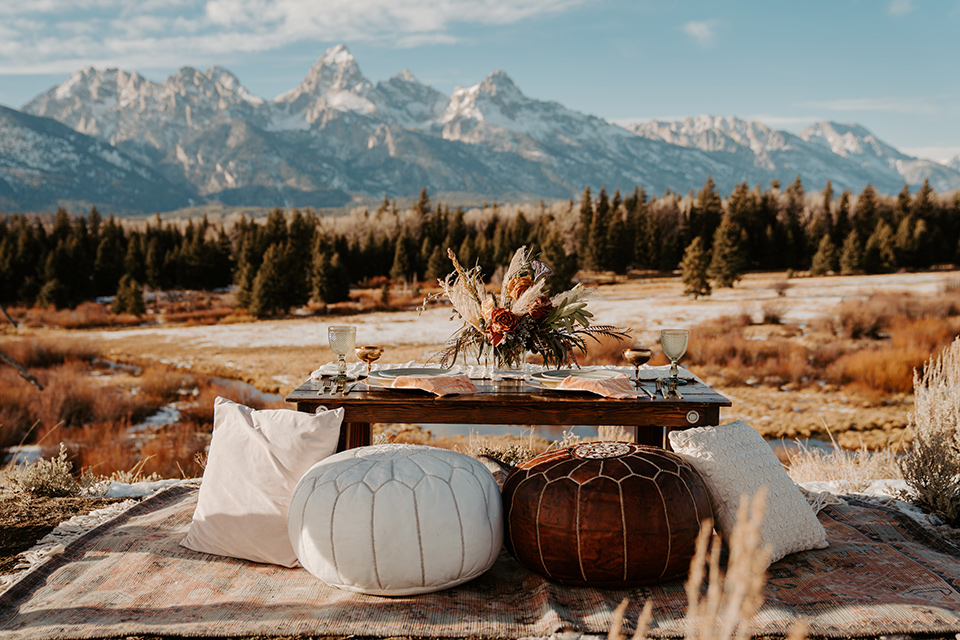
887, 0, 915, 16
805, 97, 936, 116
681, 19, 720, 47
0, 0, 585, 75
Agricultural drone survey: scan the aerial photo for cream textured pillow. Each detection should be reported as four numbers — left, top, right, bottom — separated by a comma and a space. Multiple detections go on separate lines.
181, 396, 343, 567
668, 420, 828, 563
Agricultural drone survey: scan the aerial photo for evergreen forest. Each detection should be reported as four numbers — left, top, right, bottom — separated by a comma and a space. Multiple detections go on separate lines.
2, 177, 960, 318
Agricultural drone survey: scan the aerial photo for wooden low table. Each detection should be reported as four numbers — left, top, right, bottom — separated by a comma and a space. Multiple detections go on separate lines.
286, 372, 731, 452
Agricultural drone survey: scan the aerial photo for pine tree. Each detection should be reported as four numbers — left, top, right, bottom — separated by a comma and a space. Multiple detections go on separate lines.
605, 194, 631, 274
862, 222, 896, 274
311, 247, 350, 305
690, 176, 723, 252
285, 210, 314, 307
390, 235, 413, 284
625, 186, 648, 268
852, 184, 879, 241
576, 186, 592, 269
810, 235, 837, 275
144, 237, 164, 289
680, 237, 711, 299
424, 245, 447, 284
112, 275, 145, 315
839, 231, 862, 275
707, 215, 745, 288
415, 187, 431, 218
538, 224, 579, 292
36, 278, 68, 309
249, 244, 288, 318
123, 233, 146, 283
832, 190, 852, 247
780, 176, 806, 268
587, 186, 610, 271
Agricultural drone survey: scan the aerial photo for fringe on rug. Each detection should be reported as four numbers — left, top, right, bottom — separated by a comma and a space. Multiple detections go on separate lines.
0, 479, 200, 594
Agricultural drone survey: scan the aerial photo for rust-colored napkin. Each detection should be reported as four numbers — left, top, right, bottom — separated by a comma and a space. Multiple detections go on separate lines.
391, 374, 479, 396
556, 373, 644, 398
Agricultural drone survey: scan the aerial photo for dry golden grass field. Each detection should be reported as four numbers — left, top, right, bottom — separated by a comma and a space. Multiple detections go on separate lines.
2, 268, 956, 481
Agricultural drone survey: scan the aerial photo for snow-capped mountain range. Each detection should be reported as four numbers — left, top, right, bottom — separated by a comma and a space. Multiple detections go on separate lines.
2, 44, 958, 215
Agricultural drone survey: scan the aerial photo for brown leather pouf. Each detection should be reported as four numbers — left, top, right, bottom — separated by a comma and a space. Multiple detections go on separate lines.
502, 441, 712, 588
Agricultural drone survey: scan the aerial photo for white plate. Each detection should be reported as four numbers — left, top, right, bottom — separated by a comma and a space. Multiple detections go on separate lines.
375, 367, 452, 379
538, 369, 623, 380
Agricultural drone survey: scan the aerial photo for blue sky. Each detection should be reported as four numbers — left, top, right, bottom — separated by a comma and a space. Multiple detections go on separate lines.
0, 0, 957, 161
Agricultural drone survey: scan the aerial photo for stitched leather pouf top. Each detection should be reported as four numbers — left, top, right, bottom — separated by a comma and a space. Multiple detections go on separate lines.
502, 442, 711, 588
287, 443, 503, 596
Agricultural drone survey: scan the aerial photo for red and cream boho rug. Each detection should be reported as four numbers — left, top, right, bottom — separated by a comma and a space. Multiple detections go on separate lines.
2, 484, 960, 639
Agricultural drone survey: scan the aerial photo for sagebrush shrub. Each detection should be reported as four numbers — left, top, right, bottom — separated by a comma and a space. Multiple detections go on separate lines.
901, 337, 960, 525
4, 443, 80, 497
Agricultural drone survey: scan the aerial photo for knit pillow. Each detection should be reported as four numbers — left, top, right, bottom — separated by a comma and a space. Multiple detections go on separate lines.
668, 420, 828, 563
181, 397, 343, 567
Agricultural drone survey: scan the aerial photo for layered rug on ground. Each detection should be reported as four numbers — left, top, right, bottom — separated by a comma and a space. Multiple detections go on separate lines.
2, 485, 960, 639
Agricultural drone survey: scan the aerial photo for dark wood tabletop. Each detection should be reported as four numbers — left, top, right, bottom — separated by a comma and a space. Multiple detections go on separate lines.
286, 372, 731, 452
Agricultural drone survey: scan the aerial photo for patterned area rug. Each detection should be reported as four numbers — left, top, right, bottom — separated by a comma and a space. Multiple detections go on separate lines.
2, 485, 960, 639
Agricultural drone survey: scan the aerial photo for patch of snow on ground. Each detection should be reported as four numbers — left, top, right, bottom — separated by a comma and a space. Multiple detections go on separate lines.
88, 271, 960, 352
3, 445, 44, 465
93, 478, 183, 498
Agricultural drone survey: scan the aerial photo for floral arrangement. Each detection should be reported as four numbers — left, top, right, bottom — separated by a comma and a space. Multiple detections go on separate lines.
429, 246, 629, 369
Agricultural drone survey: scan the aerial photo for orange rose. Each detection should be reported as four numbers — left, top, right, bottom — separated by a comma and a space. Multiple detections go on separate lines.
484, 328, 505, 346
506, 276, 533, 300
490, 307, 520, 333
529, 295, 553, 322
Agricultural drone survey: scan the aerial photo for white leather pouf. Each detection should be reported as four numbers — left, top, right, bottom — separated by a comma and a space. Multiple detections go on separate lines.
287, 443, 503, 596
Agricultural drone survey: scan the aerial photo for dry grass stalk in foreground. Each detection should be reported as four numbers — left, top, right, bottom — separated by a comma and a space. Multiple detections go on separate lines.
610, 490, 807, 640
901, 336, 960, 525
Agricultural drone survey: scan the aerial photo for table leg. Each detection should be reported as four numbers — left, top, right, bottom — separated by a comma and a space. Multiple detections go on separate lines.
337, 422, 372, 452
633, 426, 665, 448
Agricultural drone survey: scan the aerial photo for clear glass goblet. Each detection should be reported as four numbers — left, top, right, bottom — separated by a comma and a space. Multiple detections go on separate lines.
660, 329, 689, 384
328, 325, 357, 385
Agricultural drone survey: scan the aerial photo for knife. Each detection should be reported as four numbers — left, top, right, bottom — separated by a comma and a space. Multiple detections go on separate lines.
636, 381, 655, 399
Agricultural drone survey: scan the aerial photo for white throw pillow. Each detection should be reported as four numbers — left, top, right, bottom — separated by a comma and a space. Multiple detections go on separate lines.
668, 420, 828, 563
288, 443, 503, 596
180, 396, 342, 567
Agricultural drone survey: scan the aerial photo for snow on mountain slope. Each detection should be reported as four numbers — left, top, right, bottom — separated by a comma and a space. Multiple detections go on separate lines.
11, 43, 960, 214
374, 70, 448, 129
629, 116, 960, 193
0, 105, 190, 213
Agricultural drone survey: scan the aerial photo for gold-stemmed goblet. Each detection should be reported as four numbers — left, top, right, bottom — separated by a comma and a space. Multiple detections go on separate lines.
621, 345, 652, 388
355, 345, 384, 377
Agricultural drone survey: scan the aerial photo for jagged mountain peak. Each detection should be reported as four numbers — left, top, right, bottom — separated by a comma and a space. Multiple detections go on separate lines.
374, 71, 447, 128
270, 44, 377, 121
164, 65, 264, 107
799, 120, 902, 160
275, 43, 370, 102
49, 66, 149, 103
396, 69, 417, 83
10, 44, 960, 215
478, 70, 521, 96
